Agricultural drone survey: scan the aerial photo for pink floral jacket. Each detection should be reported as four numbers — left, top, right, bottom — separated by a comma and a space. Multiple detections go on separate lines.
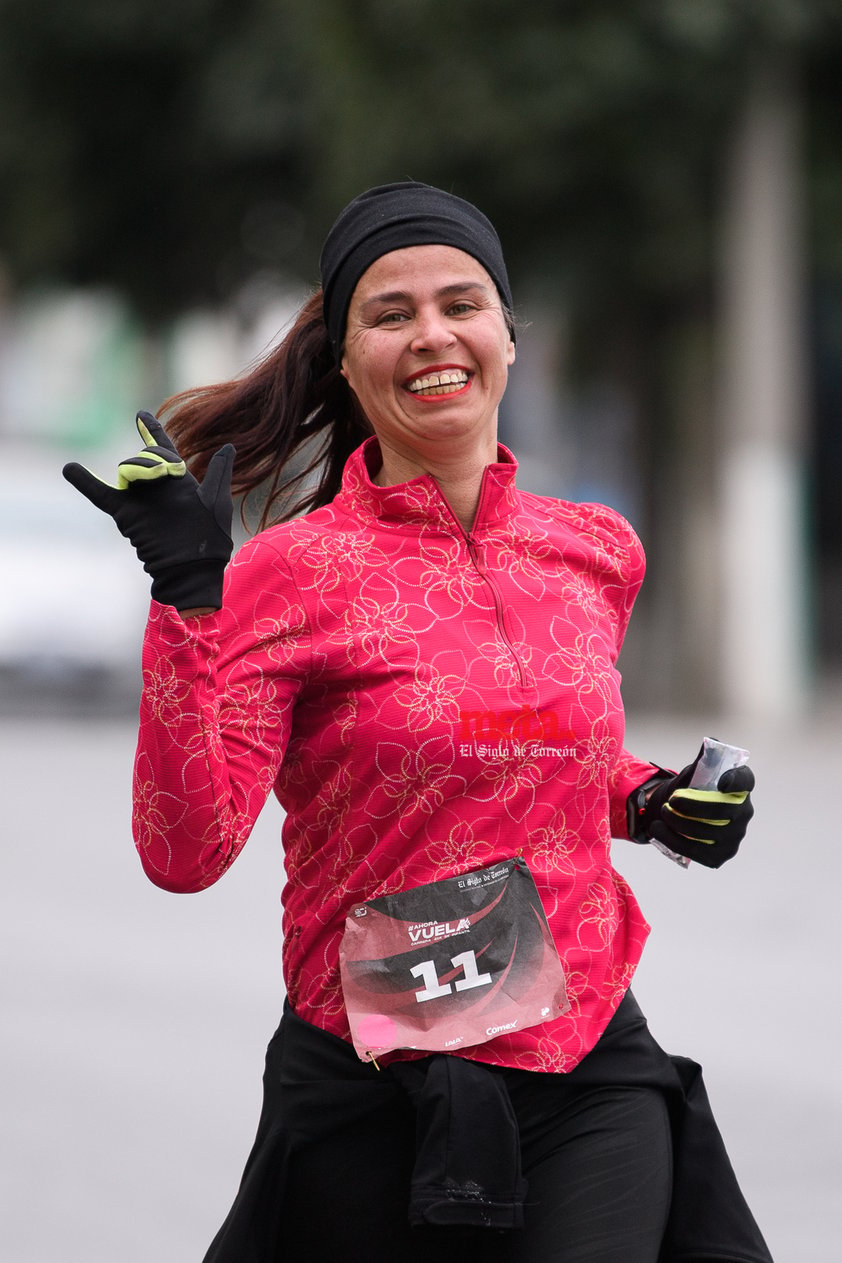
134, 437, 658, 1072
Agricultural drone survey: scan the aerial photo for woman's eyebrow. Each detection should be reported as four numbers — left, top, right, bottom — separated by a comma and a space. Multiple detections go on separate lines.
358, 281, 490, 312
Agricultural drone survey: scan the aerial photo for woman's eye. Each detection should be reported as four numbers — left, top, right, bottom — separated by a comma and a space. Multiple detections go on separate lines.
376, 310, 408, 324
447, 301, 476, 316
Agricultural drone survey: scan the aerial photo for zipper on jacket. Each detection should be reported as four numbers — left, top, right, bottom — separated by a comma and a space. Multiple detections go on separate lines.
429, 469, 531, 693
452, 472, 531, 692
465, 532, 529, 691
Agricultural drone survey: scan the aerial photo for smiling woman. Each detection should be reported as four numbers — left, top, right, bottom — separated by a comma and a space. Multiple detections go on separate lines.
339, 245, 516, 526
62, 182, 771, 1263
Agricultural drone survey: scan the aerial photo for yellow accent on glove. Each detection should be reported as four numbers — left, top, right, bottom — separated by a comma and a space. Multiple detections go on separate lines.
116, 417, 186, 487
116, 450, 187, 488
665, 788, 750, 841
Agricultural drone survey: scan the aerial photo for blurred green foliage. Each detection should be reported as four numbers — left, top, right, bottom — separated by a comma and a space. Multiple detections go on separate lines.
1, 0, 841, 323
3, 0, 842, 692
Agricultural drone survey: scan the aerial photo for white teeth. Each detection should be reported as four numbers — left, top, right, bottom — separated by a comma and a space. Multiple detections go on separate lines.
408, 371, 469, 395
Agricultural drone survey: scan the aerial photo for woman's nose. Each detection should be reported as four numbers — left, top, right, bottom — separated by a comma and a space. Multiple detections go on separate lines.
410, 308, 456, 353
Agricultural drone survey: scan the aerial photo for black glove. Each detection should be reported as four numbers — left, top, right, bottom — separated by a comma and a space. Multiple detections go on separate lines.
63, 412, 235, 610
630, 748, 755, 869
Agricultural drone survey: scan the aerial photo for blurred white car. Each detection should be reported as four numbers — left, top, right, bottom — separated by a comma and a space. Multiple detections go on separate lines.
0, 448, 151, 707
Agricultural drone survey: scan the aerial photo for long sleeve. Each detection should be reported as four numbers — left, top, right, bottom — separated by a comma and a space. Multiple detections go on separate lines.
564, 500, 659, 841
608, 748, 661, 840
132, 536, 311, 892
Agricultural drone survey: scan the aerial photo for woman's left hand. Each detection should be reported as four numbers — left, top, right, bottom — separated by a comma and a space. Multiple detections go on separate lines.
641, 756, 755, 869
63, 412, 235, 611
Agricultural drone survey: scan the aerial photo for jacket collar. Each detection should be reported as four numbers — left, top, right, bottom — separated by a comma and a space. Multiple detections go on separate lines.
337, 436, 520, 535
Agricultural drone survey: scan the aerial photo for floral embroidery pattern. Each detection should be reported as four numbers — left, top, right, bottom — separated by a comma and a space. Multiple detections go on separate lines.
133, 438, 655, 1073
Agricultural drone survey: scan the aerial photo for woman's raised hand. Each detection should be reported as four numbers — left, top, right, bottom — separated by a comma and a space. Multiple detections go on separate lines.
63, 412, 235, 611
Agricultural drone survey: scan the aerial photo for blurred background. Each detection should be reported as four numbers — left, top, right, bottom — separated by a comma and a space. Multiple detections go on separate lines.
2, 2, 841, 1260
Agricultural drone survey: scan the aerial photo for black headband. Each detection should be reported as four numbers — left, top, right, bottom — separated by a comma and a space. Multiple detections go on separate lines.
319, 181, 514, 360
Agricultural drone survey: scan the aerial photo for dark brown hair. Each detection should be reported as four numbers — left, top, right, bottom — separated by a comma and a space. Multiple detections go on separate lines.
160, 290, 371, 532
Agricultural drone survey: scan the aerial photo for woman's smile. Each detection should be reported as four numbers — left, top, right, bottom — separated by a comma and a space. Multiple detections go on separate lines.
404, 365, 472, 399
340, 243, 515, 466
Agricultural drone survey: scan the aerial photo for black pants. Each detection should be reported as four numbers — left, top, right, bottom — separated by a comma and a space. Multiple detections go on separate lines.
284, 1076, 671, 1261
203, 994, 772, 1263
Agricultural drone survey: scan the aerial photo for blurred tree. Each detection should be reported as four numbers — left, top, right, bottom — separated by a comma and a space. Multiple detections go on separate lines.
1, 0, 840, 321
2, 0, 842, 704
0, 0, 315, 316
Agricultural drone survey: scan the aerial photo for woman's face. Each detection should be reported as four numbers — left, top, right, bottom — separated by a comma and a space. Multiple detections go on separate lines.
340, 245, 515, 466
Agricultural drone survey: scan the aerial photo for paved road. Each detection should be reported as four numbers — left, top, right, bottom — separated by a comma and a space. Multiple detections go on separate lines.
2, 709, 838, 1261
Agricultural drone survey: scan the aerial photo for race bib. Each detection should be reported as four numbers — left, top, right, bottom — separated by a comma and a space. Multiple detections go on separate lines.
339, 857, 569, 1062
